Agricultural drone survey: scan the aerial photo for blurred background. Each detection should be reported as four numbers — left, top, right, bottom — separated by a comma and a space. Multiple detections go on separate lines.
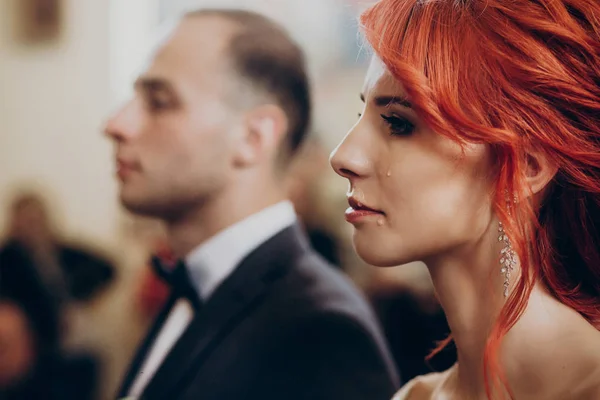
0, 0, 454, 398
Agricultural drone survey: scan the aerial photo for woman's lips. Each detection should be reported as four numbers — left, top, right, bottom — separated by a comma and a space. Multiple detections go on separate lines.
345, 197, 384, 223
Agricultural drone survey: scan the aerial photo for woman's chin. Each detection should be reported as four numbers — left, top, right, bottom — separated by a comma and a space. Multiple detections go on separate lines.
353, 240, 414, 267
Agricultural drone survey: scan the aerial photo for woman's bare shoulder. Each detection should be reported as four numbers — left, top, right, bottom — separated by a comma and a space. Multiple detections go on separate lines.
392, 367, 455, 400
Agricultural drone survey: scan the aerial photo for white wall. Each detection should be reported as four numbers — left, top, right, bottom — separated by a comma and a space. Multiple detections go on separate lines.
0, 0, 160, 252
109, 0, 159, 107
0, 0, 117, 248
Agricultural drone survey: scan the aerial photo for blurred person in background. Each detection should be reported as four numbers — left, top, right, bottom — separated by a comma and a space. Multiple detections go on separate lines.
331, 0, 600, 398
0, 192, 116, 399
105, 8, 398, 400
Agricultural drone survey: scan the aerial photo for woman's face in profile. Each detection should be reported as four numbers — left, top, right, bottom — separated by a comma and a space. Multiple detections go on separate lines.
330, 57, 497, 267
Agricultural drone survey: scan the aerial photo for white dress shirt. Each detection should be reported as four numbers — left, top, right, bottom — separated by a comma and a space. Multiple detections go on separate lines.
128, 201, 297, 397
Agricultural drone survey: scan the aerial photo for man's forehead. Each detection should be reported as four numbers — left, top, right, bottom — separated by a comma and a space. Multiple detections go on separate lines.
171, 15, 237, 50
144, 16, 236, 80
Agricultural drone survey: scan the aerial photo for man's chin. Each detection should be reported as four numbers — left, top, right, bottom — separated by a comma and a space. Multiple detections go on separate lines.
119, 193, 183, 221
119, 193, 157, 217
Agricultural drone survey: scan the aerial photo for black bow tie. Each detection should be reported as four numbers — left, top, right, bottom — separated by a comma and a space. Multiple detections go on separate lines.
151, 256, 202, 311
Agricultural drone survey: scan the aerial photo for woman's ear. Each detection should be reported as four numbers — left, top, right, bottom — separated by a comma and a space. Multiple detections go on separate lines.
524, 148, 558, 196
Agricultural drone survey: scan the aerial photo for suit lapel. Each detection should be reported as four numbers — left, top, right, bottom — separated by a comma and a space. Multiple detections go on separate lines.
141, 224, 308, 400
118, 293, 178, 397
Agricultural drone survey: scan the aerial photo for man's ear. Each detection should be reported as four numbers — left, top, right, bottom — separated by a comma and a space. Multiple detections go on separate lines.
524, 147, 558, 196
233, 104, 288, 168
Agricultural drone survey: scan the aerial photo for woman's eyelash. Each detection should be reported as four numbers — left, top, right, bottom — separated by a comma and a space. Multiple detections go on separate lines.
380, 114, 415, 136
355, 112, 415, 136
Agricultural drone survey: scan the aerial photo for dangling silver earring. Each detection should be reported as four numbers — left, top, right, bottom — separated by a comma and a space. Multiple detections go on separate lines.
498, 221, 517, 297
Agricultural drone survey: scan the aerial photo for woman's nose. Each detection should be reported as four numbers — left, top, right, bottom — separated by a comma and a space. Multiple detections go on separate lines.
329, 125, 372, 180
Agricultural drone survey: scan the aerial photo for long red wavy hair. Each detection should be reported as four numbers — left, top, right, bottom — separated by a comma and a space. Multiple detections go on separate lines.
360, 0, 600, 398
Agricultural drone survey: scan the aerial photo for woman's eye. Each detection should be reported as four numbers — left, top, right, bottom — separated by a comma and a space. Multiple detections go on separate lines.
380, 114, 415, 136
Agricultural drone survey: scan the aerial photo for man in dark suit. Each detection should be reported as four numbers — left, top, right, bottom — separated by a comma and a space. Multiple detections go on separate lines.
104, 9, 399, 400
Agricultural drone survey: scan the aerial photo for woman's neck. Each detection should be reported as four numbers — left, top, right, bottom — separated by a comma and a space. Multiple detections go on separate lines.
426, 223, 506, 398
425, 220, 600, 399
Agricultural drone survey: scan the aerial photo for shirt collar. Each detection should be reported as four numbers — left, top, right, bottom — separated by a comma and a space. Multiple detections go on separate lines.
184, 200, 297, 300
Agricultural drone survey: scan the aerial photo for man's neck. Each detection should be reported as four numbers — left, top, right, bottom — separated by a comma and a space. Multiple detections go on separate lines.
166, 186, 286, 258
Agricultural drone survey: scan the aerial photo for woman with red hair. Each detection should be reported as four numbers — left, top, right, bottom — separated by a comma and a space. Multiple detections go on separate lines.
330, 0, 600, 398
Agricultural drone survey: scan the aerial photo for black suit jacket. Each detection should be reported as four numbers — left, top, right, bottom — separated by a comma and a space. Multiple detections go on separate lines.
118, 224, 399, 400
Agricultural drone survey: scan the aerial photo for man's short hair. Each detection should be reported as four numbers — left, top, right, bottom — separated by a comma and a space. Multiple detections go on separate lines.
185, 9, 311, 161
